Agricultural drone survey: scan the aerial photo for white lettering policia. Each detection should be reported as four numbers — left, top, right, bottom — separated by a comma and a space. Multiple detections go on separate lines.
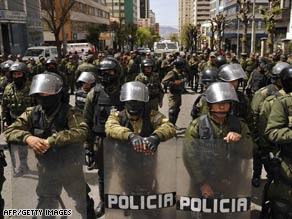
106, 192, 175, 210
178, 197, 250, 213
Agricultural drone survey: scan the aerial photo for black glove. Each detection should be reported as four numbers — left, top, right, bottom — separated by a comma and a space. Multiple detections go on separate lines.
145, 135, 160, 153
128, 133, 144, 149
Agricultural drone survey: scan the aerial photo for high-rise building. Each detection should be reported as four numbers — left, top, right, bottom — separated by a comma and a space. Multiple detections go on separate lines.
179, 0, 193, 41
137, 0, 149, 19
105, 0, 137, 25
193, 0, 210, 25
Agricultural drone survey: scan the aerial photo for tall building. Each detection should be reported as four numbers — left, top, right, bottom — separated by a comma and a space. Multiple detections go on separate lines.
105, 0, 137, 25
137, 0, 149, 19
42, 0, 110, 43
193, 0, 210, 25
178, 0, 193, 41
0, 0, 43, 55
223, 0, 268, 53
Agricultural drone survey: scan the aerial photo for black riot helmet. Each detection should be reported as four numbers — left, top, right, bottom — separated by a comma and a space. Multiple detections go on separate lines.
271, 62, 290, 80
120, 81, 149, 116
215, 55, 227, 68
98, 57, 122, 90
173, 57, 186, 70
1, 62, 12, 72
9, 62, 28, 74
279, 65, 292, 93
201, 67, 218, 87
141, 59, 155, 73
45, 58, 58, 72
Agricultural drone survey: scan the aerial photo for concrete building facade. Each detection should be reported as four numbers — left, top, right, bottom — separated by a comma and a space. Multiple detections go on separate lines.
0, 0, 43, 55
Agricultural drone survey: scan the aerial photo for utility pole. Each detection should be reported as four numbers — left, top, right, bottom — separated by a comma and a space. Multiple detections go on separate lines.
251, 0, 256, 53
61, 0, 67, 57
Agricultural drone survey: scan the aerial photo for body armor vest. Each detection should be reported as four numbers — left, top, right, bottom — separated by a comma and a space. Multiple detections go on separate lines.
119, 110, 154, 137
232, 91, 248, 119
31, 104, 83, 165
75, 88, 88, 111
250, 70, 266, 92
199, 114, 241, 139
92, 84, 123, 135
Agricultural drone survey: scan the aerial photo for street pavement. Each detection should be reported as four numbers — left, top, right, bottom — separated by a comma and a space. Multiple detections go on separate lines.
1, 88, 265, 218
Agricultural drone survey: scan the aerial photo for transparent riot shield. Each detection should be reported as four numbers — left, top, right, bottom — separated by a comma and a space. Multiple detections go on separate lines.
10, 143, 86, 219
177, 139, 253, 219
104, 138, 176, 219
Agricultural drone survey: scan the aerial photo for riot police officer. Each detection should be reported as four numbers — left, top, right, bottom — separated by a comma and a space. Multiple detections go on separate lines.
190, 67, 218, 119
215, 55, 227, 68
184, 82, 253, 199
75, 72, 96, 112
75, 54, 98, 81
251, 62, 290, 187
135, 58, 164, 111
83, 56, 124, 218
264, 65, 292, 218
2, 62, 35, 176
162, 57, 187, 126
105, 81, 176, 153
4, 73, 96, 218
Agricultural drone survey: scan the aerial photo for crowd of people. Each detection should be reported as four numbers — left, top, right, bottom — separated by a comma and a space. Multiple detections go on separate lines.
0, 48, 291, 218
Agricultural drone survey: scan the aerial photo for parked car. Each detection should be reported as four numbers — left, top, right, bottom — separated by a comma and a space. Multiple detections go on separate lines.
22, 46, 58, 62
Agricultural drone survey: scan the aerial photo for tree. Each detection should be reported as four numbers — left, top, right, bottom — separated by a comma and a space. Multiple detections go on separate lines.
86, 24, 107, 52
237, 0, 253, 54
210, 13, 227, 52
125, 23, 138, 51
41, 0, 76, 57
135, 27, 152, 47
259, 0, 281, 54
182, 24, 200, 53
209, 19, 216, 51
169, 33, 178, 42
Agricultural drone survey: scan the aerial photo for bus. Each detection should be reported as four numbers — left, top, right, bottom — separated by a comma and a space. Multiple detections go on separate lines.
153, 40, 179, 56
66, 43, 95, 56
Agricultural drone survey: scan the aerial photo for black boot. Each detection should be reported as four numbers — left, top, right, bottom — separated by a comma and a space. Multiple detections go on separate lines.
95, 170, 105, 218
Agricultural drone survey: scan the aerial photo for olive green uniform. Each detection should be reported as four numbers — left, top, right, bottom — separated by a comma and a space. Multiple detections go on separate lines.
2, 81, 35, 124
183, 113, 253, 191
135, 72, 164, 111
265, 93, 292, 210
3, 104, 91, 217
75, 62, 98, 81
126, 58, 140, 82
65, 61, 78, 94
161, 67, 185, 125
105, 110, 176, 142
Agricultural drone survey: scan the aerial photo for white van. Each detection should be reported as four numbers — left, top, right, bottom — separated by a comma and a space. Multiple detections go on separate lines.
22, 46, 58, 62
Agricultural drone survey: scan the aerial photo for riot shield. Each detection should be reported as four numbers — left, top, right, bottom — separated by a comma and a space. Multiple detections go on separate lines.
10, 143, 86, 219
104, 138, 176, 219
177, 139, 253, 219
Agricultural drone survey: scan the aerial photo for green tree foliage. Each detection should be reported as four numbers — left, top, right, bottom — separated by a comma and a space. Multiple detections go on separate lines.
237, 0, 253, 53
135, 27, 152, 47
182, 24, 200, 53
259, 0, 281, 53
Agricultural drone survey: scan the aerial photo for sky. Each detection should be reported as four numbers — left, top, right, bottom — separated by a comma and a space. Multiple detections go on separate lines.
150, 0, 178, 27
